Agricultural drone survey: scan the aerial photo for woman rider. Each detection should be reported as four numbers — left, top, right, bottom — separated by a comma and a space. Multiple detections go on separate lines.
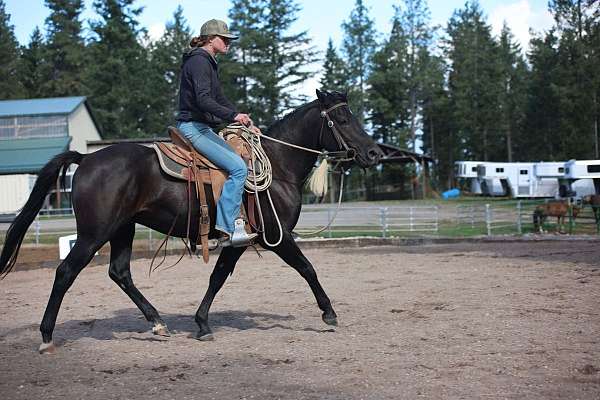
177, 19, 258, 247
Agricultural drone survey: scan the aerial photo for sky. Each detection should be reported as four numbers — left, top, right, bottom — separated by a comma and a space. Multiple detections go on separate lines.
5, 0, 555, 97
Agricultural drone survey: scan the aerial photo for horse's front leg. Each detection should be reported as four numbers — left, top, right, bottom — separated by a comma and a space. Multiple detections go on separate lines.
269, 233, 337, 326
194, 246, 246, 341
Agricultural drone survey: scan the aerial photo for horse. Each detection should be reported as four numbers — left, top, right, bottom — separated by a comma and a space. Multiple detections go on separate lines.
582, 194, 600, 223
533, 201, 580, 233
0, 89, 384, 354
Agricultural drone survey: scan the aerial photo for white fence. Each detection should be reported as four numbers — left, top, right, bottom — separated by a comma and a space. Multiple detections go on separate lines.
296, 205, 439, 238
2, 201, 598, 248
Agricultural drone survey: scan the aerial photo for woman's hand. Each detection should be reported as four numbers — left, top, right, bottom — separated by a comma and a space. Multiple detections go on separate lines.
249, 125, 261, 136
234, 113, 252, 127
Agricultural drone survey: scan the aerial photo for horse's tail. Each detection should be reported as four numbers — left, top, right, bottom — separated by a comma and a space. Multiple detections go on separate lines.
0, 151, 85, 278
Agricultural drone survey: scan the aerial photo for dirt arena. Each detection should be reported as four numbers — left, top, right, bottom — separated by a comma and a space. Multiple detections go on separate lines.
1, 240, 599, 399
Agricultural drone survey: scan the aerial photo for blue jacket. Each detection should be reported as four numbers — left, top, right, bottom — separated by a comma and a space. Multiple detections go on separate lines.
177, 47, 238, 127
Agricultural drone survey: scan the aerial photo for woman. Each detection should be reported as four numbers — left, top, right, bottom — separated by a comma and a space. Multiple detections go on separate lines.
177, 19, 258, 247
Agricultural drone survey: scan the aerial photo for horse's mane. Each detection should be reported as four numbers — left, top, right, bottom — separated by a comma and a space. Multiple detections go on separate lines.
266, 100, 319, 138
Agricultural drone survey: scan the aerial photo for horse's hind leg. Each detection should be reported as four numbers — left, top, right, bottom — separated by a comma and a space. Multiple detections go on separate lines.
39, 236, 103, 354
271, 234, 337, 326
194, 246, 246, 341
108, 223, 169, 336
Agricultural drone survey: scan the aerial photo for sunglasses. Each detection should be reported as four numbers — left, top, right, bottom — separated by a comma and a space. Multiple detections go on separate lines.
219, 36, 232, 45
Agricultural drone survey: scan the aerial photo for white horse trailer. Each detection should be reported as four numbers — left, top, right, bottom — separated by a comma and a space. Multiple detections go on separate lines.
476, 162, 511, 196
477, 162, 562, 198
454, 161, 483, 194
560, 160, 600, 197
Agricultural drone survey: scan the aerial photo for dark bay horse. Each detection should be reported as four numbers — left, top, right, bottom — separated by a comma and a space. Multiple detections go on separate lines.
0, 90, 383, 353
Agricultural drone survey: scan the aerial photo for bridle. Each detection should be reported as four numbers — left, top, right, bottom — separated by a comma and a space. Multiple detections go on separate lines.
318, 102, 357, 162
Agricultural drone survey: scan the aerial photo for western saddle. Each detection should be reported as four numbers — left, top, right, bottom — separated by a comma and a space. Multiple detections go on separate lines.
152, 126, 256, 263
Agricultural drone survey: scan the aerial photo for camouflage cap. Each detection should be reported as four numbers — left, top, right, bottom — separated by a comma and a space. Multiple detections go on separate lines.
200, 19, 239, 39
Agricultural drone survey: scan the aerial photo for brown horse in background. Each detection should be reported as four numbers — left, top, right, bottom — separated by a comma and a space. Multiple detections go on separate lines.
533, 201, 580, 233
582, 195, 600, 223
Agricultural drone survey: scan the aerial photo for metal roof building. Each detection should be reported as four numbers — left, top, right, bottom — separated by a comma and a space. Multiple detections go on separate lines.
0, 96, 102, 174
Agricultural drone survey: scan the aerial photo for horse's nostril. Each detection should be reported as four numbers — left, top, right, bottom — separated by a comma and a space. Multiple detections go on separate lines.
368, 148, 382, 162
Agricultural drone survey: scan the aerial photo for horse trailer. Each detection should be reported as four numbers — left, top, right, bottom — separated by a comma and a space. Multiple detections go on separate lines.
560, 160, 600, 197
454, 161, 483, 194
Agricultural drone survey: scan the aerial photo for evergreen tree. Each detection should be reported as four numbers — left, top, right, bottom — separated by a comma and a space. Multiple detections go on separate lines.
0, 0, 25, 99
521, 30, 561, 161
224, 0, 265, 111
398, 0, 433, 154
41, 0, 87, 97
497, 23, 527, 162
226, 0, 317, 127
446, 1, 503, 162
341, 0, 377, 124
148, 5, 192, 132
19, 27, 48, 98
86, 0, 156, 138
421, 50, 452, 189
367, 16, 410, 146
546, 0, 600, 159
319, 38, 347, 91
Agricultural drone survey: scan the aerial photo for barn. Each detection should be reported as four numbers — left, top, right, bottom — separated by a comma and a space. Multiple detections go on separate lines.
0, 96, 102, 214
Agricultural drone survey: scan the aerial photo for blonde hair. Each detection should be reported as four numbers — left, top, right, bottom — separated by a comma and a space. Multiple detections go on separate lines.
189, 35, 216, 48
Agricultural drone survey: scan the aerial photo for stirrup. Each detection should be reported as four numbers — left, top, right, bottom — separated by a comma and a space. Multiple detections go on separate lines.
220, 219, 258, 248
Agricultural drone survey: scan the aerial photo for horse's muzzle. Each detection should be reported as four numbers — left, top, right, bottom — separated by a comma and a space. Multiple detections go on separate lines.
366, 145, 384, 165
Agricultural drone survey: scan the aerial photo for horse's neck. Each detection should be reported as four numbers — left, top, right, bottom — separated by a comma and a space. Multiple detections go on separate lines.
264, 105, 322, 184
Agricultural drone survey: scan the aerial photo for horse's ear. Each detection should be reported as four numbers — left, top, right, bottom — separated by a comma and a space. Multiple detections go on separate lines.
316, 89, 325, 102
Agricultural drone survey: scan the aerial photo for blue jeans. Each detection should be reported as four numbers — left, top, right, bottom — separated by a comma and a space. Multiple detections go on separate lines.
176, 121, 247, 235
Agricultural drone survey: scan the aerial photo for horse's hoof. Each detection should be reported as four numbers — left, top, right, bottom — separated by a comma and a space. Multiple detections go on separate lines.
39, 342, 56, 355
194, 332, 214, 341
152, 323, 171, 337
322, 313, 338, 326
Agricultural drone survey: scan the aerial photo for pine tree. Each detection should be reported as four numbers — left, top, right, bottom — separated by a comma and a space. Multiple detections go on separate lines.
41, 0, 87, 97
19, 27, 48, 98
367, 17, 410, 146
0, 0, 25, 99
497, 23, 527, 162
398, 0, 433, 154
224, 0, 265, 111
446, 1, 503, 162
226, 0, 317, 127
421, 50, 452, 189
341, 0, 377, 124
319, 38, 347, 91
521, 30, 561, 161
148, 5, 192, 132
86, 0, 155, 138
547, 0, 600, 159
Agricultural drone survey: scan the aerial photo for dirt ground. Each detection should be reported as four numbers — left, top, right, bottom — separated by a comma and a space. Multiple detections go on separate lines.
1, 241, 599, 399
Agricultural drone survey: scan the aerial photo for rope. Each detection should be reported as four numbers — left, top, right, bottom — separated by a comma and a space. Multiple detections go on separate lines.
224, 119, 347, 246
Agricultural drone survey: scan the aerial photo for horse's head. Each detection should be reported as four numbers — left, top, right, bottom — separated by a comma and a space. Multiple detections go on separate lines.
315, 89, 383, 168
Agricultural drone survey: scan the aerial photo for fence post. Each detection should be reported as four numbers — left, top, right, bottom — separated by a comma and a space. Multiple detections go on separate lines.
516, 200, 522, 234
435, 205, 439, 234
380, 207, 387, 238
485, 204, 492, 236
149, 228, 153, 251
409, 207, 414, 232
568, 205, 574, 235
